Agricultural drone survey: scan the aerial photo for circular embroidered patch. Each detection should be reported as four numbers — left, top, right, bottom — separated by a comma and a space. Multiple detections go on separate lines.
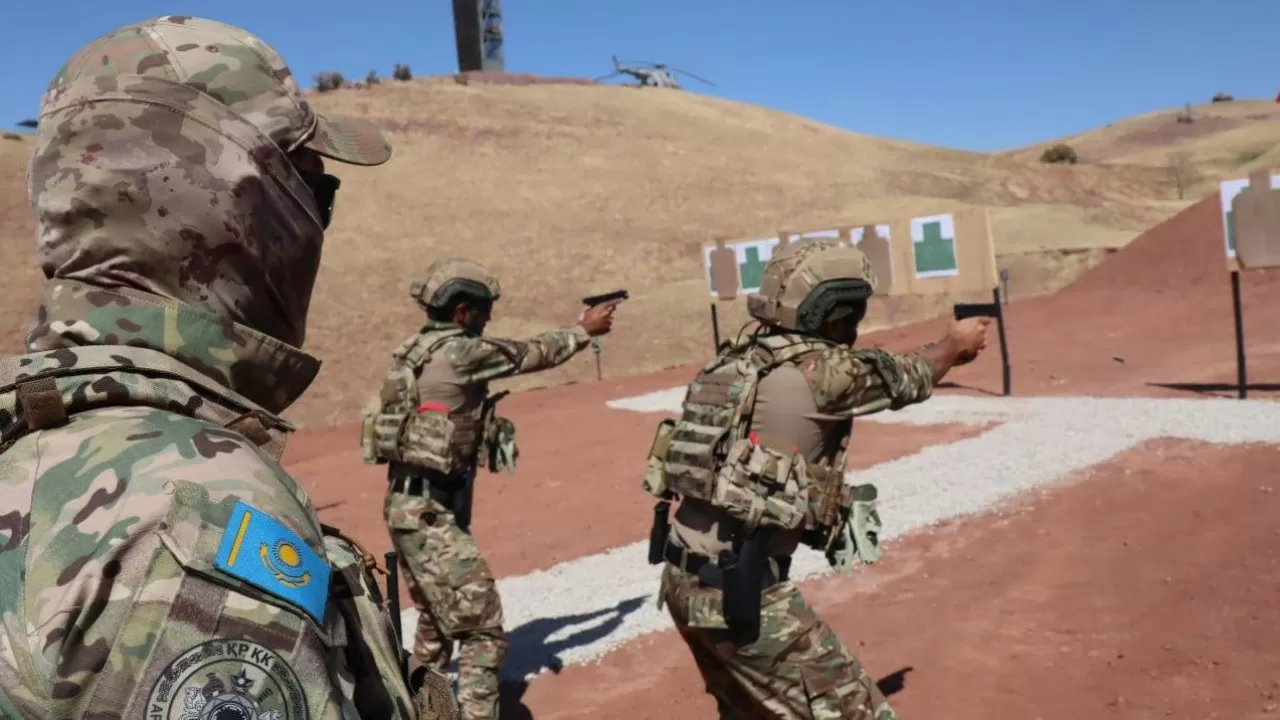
145, 638, 309, 719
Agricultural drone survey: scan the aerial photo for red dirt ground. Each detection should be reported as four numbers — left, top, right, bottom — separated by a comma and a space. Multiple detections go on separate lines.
512, 439, 1280, 720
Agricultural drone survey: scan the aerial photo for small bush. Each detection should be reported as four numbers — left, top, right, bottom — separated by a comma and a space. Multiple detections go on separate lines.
365, 70, 380, 86
392, 63, 412, 81
314, 71, 346, 93
2, 132, 22, 141
1039, 143, 1078, 165
1212, 92, 1234, 103
1237, 148, 1267, 164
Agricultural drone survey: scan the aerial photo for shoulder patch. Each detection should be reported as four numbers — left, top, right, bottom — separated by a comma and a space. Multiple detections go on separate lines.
146, 638, 309, 720
214, 501, 331, 625
849, 347, 903, 387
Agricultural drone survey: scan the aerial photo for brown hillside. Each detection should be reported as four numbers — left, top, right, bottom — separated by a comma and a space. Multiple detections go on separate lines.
2, 80, 1276, 426
1003, 99, 1280, 200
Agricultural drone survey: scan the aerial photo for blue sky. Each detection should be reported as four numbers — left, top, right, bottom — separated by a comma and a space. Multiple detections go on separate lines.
2, 1, 1278, 150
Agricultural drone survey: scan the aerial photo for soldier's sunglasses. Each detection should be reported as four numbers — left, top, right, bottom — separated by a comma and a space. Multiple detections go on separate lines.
297, 168, 341, 230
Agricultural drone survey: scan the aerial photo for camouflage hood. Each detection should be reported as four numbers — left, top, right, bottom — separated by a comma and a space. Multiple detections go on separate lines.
23, 65, 329, 412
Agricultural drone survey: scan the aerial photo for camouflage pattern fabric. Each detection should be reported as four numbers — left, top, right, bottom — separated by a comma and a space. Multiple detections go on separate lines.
662, 565, 896, 720
0, 14, 416, 719
384, 320, 592, 719
658, 337, 936, 719
32, 15, 389, 350
797, 345, 936, 416
432, 322, 593, 384
386, 491, 505, 718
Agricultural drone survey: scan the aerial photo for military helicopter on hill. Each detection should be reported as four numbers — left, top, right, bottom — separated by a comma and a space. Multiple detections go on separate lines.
595, 56, 714, 90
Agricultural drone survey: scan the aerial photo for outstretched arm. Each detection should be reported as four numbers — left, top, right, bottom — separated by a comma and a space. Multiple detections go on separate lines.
446, 326, 592, 384
800, 346, 937, 416
443, 298, 622, 384
801, 318, 991, 416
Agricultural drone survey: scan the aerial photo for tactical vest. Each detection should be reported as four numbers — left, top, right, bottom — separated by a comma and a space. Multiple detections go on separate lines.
361, 327, 490, 476
0, 345, 292, 460
641, 332, 856, 541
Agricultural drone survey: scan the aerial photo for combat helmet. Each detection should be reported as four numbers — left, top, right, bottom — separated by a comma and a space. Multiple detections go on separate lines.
410, 258, 502, 312
746, 238, 877, 334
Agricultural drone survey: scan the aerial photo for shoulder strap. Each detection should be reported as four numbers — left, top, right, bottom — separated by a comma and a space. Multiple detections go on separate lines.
0, 345, 292, 457
392, 327, 466, 370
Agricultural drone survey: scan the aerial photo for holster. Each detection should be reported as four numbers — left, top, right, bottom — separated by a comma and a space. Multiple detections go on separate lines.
719, 527, 767, 643
452, 471, 475, 532
648, 500, 672, 565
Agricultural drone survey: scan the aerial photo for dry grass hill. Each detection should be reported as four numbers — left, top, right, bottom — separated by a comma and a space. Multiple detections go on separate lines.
2, 77, 1278, 427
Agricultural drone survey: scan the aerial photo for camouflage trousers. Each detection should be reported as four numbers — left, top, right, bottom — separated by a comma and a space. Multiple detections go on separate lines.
661, 563, 897, 720
385, 487, 507, 720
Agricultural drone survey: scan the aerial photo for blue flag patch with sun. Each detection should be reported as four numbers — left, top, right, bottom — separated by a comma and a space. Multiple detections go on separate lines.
214, 500, 330, 624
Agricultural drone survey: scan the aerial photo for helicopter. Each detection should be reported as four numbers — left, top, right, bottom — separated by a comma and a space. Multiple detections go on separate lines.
595, 55, 714, 90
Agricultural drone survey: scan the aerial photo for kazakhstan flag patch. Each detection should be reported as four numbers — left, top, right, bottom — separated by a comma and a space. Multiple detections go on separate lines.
214, 500, 330, 625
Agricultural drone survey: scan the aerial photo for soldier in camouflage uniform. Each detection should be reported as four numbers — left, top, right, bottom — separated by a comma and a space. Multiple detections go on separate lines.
362, 258, 621, 719
640, 239, 990, 719
0, 16, 459, 719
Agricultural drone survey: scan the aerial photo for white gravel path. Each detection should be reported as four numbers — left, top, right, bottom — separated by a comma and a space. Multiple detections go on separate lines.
400, 391, 1280, 682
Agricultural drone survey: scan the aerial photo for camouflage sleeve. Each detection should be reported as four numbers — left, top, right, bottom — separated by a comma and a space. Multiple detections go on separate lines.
0, 408, 415, 719
798, 346, 935, 416
445, 325, 592, 384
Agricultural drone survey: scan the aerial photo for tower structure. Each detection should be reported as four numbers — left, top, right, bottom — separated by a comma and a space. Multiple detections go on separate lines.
452, 0, 504, 72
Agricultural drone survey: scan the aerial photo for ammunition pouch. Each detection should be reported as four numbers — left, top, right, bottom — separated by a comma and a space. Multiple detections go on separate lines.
641, 418, 677, 498
401, 410, 460, 475
648, 419, 812, 534
368, 411, 410, 465
710, 437, 810, 533
360, 408, 386, 465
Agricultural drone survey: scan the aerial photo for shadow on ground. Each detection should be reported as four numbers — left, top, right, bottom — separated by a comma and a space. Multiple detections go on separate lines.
1147, 381, 1280, 397
498, 595, 648, 719
936, 380, 1005, 397
877, 665, 913, 697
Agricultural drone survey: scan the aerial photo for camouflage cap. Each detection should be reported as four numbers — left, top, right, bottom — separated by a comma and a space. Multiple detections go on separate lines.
47, 15, 391, 166
410, 259, 502, 311
747, 238, 877, 333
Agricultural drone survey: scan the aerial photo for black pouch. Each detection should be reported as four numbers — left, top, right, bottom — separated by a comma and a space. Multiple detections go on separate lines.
719, 528, 766, 644
648, 500, 672, 565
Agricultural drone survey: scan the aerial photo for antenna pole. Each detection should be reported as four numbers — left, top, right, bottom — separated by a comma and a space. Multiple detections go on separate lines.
453, 0, 504, 72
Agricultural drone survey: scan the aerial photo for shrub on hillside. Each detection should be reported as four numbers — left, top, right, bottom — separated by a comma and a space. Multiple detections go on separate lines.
1212, 92, 1234, 103
314, 71, 346, 92
393, 63, 412, 81
1039, 143, 1078, 165
365, 70, 380, 86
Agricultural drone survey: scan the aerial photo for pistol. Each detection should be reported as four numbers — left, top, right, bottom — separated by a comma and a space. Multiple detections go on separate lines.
582, 289, 629, 307
953, 301, 999, 321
